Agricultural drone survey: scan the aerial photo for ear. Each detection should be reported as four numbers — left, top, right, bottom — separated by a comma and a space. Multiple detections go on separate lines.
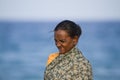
73, 36, 79, 45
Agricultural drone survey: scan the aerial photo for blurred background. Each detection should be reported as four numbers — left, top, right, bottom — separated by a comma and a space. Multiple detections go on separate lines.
0, 0, 120, 80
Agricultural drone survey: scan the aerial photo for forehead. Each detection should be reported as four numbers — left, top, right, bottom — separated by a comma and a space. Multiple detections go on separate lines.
54, 30, 70, 39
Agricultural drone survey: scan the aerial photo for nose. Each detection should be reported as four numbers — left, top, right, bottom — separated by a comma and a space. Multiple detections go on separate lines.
56, 41, 61, 47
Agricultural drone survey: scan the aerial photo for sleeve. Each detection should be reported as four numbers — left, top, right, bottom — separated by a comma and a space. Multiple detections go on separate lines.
72, 60, 93, 80
57, 59, 93, 80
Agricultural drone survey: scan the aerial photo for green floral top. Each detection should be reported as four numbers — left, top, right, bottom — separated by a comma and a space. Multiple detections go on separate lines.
44, 47, 93, 80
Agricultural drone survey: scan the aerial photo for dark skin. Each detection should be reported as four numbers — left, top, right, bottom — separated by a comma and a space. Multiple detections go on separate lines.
54, 30, 79, 54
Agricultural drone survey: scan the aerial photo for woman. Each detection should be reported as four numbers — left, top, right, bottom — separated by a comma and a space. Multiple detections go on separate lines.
44, 20, 93, 80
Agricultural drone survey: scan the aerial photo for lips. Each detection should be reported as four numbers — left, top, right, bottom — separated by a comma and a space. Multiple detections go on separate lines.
58, 48, 62, 52
58, 47, 64, 54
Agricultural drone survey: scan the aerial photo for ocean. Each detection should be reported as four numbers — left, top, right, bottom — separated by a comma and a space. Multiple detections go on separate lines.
0, 21, 120, 80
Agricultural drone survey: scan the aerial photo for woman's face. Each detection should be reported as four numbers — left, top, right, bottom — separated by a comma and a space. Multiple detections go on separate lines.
54, 30, 78, 54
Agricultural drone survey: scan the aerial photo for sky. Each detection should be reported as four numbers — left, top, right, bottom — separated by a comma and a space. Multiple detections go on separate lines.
0, 0, 120, 21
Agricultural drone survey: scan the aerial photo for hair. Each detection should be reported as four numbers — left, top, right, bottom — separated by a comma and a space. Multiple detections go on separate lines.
54, 20, 82, 38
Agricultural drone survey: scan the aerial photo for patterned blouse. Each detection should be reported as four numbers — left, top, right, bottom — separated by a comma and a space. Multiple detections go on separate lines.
44, 47, 93, 80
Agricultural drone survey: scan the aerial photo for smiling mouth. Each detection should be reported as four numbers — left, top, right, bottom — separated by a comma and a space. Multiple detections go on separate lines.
58, 47, 63, 51
58, 48, 62, 51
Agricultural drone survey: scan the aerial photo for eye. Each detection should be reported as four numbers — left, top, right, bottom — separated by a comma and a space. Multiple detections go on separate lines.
54, 39, 66, 44
60, 40, 66, 43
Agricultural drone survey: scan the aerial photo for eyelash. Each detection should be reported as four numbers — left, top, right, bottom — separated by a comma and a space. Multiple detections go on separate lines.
60, 40, 65, 43
55, 40, 66, 43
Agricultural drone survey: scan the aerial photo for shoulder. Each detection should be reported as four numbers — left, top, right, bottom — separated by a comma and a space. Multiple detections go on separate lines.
74, 50, 90, 64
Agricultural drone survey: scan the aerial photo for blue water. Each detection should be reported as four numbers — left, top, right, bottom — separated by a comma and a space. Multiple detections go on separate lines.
0, 21, 120, 80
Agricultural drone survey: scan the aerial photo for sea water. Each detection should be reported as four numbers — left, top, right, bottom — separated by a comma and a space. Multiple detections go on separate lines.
0, 21, 120, 80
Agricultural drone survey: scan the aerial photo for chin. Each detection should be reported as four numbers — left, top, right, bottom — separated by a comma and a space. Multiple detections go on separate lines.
59, 51, 66, 54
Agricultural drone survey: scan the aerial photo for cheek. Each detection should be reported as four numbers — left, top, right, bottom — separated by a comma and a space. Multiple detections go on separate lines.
63, 42, 74, 50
